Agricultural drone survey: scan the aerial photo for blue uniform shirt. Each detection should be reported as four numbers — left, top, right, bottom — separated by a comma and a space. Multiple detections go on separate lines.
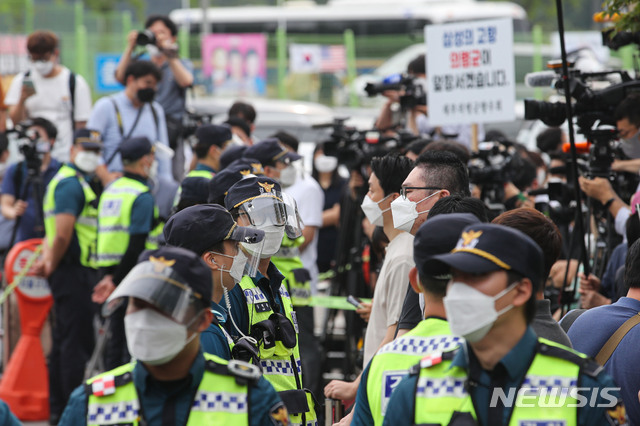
0, 400, 20, 425
59, 349, 286, 426
224, 262, 285, 340
384, 327, 623, 426
194, 163, 216, 174
52, 163, 92, 262
1, 159, 61, 242
568, 297, 640, 423
201, 300, 232, 360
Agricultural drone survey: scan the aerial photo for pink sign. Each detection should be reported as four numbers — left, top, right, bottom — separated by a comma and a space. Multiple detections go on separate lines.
202, 33, 267, 96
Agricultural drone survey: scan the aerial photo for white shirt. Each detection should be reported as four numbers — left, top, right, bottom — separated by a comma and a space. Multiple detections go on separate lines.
284, 173, 325, 292
363, 231, 415, 366
4, 67, 92, 162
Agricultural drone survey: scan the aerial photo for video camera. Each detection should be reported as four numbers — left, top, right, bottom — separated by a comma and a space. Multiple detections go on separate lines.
314, 118, 417, 173
136, 29, 156, 46
182, 109, 215, 142
6, 120, 48, 172
364, 74, 427, 110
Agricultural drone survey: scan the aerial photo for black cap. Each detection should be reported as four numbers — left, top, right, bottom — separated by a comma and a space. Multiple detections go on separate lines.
220, 145, 247, 170
208, 162, 257, 204
137, 246, 213, 307
179, 177, 209, 205
227, 158, 264, 175
120, 136, 153, 161
414, 213, 482, 279
225, 117, 252, 137
225, 176, 281, 210
73, 128, 102, 149
195, 124, 232, 149
243, 138, 302, 166
425, 223, 544, 290
164, 204, 265, 256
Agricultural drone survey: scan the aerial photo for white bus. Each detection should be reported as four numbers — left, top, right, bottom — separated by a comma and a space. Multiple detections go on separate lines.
169, 0, 530, 37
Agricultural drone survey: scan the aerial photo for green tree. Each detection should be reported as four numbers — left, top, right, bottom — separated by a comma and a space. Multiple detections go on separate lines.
601, 1, 640, 33
83, 0, 146, 22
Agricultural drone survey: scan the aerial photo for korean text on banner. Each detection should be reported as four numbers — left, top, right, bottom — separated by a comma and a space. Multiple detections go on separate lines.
425, 18, 515, 126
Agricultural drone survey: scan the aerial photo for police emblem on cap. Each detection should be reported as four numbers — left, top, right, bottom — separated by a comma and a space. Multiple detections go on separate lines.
149, 256, 176, 272
258, 181, 275, 193
251, 163, 264, 174
458, 230, 482, 249
239, 169, 251, 176
90, 131, 101, 141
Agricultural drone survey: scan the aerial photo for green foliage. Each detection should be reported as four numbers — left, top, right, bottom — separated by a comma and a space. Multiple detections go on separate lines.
601, 0, 640, 33
83, 0, 145, 22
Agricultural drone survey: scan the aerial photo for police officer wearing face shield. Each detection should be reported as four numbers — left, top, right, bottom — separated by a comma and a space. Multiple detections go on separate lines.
164, 203, 266, 360
224, 176, 319, 426
384, 224, 626, 426
40, 128, 103, 422
59, 246, 290, 426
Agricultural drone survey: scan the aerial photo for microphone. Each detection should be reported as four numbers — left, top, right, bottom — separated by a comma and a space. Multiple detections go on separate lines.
525, 71, 558, 88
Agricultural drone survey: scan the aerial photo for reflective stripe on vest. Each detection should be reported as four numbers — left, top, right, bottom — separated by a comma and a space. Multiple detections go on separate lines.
366, 318, 461, 425
96, 176, 159, 267
238, 275, 317, 425
86, 353, 250, 425
187, 169, 215, 179
43, 164, 98, 268
414, 338, 582, 426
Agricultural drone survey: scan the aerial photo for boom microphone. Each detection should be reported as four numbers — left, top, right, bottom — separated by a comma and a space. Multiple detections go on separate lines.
525, 71, 558, 88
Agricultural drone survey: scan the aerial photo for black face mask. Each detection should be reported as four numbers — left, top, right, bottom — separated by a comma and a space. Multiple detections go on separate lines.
137, 87, 156, 103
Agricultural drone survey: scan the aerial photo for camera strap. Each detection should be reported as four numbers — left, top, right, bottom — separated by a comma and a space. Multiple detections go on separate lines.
107, 98, 159, 166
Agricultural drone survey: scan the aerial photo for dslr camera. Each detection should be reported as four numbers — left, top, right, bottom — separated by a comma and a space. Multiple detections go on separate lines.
136, 29, 156, 46
365, 74, 427, 110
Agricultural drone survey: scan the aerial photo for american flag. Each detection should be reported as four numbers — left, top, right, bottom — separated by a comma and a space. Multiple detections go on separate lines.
320, 45, 347, 72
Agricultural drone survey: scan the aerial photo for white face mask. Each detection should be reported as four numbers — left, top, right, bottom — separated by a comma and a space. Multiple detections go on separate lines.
124, 308, 197, 365
279, 164, 298, 187
0, 163, 8, 177
144, 160, 159, 181
390, 190, 441, 232
75, 151, 101, 174
30, 60, 54, 76
443, 281, 517, 342
243, 224, 284, 258
210, 249, 248, 283
360, 194, 392, 227
314, 155, 338, 173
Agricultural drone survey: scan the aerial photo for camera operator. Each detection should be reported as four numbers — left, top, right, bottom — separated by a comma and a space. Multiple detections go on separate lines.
114, 15, 194, 180
4, 31, 92, 163
1, 117, 61, 242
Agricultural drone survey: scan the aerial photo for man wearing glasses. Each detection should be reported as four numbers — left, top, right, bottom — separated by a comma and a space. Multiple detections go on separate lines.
393, 150, 472, 337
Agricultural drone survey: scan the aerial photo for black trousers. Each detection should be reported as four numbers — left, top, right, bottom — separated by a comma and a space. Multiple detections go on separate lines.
295, 305, 324, 401
48, 263, 97, 418
103, 303, 129, 371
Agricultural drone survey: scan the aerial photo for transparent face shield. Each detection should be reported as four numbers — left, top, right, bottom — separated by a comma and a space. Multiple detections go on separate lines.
281, 192, 304, 239
103, 261, 207, 325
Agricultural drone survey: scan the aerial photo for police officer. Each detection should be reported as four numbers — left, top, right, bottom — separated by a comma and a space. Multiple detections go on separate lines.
92, 136, 164, 369
188, 124, 233, 178
351, 213, 481, 426
385, 223, 626, 426
173, 176, 209, 213
41, 128, 102, 423
164, 203, 265, 359
224, 176, 318, 426
59, 246, 290, 426
207, 159, 262, 206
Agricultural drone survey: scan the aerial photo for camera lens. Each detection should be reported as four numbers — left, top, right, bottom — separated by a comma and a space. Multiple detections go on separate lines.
136, 30, 156, 46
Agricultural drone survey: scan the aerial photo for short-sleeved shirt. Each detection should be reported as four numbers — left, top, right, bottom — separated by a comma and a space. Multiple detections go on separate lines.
59, 349, 286, 426
1, 159, 61, 242
363, 231, 415, 366
224, 262, 286, 341
86, 91, 170, 175
201, 300, 232, 360
51, 163, 92, 263
156, 59, 193, 120
4, 68, 92, 162
385, 327, 624, 426
568, 297, 640, 424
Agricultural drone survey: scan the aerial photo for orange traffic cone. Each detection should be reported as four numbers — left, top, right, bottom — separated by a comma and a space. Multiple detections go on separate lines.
0, 239, 52, 420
